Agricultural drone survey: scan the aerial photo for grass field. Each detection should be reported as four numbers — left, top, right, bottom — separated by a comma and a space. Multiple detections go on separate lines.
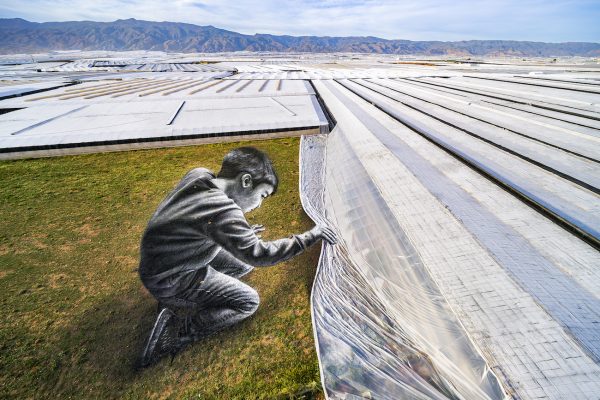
0, 138, 323, 399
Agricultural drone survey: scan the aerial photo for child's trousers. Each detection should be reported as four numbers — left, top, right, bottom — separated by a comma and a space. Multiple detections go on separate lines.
155, 252, 258, 340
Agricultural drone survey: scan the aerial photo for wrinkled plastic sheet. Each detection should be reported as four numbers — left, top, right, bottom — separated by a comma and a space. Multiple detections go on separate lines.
299, 131, 507, 400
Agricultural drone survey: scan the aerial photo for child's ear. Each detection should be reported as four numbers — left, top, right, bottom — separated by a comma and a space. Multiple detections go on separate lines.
241, 173, 253, 189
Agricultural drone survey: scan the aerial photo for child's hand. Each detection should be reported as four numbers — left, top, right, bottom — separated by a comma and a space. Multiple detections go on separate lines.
312, 224, 338, 245
252, 224, 265, 238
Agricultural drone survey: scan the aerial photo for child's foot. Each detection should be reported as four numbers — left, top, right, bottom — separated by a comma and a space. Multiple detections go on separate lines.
138, 308, 181, 368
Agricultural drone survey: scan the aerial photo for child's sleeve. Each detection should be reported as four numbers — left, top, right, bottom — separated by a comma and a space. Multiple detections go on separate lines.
207, 207, 318, 267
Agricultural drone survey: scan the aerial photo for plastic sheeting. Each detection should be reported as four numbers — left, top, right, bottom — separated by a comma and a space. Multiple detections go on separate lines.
334, 79, 600, 245
300, 132, 507, 399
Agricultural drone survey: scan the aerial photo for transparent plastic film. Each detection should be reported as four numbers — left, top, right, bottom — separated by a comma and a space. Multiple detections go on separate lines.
300, 131, 507, 400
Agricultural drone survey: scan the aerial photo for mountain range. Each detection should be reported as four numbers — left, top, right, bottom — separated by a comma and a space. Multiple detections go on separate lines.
1, 18, 599, 57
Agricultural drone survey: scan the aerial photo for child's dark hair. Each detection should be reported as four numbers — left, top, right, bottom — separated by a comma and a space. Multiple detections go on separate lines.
218, 147, 279, 194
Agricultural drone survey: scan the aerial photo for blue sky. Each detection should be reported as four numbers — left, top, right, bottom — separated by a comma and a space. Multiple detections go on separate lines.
0, 0, 598, 42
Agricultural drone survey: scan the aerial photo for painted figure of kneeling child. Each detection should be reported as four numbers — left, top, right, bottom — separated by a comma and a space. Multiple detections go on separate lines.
138, 146, 336, 367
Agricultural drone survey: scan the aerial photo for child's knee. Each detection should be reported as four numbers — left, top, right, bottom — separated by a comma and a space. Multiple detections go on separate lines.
242, 288, 260, 314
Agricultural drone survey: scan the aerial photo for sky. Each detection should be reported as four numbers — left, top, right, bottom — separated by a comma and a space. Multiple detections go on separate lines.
0, 0, 599, 42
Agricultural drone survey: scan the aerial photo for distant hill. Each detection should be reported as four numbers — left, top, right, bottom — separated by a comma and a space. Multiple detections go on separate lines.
1, 18, 599, 57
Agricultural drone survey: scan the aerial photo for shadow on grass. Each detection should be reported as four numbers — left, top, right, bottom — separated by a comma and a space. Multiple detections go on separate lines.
39, 282, 154, 397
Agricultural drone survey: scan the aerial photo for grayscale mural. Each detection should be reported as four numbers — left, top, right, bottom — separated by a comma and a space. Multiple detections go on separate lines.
138, 147, 336, 367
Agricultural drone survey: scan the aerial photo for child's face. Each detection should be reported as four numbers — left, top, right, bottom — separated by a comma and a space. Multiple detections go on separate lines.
230, 179, 274, 213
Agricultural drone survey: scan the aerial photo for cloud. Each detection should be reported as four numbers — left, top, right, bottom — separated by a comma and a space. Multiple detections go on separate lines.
0, 0, 598, 41
190, 2, 208, 10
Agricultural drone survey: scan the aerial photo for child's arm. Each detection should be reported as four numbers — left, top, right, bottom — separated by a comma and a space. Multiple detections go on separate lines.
207, 208, 335, 267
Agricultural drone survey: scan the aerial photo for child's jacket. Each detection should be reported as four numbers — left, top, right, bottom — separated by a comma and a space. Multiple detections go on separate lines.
139, 168, 316, 297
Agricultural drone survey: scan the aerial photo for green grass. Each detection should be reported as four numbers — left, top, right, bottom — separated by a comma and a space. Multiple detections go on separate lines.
0, 138, 323, 399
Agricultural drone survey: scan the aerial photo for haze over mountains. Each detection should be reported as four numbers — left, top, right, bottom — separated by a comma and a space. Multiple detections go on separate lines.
1, 18, 599, 57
